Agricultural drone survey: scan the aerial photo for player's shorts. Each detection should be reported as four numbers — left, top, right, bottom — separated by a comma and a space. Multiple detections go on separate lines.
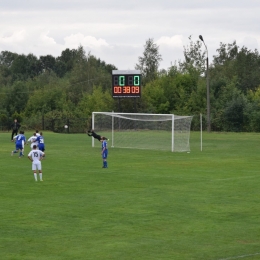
102, 151, 108, 159
32, 161, 42, 171
16, 143, 23, 150
38, 145, 45, 152
31, 142, 38, 149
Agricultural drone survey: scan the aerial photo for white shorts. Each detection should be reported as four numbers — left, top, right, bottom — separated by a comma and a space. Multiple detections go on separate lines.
31, 142, 38, 149
32, 161, 42, 171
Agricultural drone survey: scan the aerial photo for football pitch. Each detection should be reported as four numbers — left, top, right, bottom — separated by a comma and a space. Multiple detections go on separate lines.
0, 131, 260, 260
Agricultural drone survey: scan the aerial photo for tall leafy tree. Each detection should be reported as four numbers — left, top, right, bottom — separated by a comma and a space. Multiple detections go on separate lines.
135, 38, 162, 85
4, 81, 29, 116
179, 35, 207, 77
39, 55, 56, 72
75, 85, 114, 118
235, 47, 260, 92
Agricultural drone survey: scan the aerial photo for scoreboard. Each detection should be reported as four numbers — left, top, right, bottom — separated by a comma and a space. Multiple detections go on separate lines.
112, 70, 141, 98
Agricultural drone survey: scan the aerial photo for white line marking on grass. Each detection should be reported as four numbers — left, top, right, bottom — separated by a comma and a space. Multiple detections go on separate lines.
213, 175, 260, 181
217, 252, 260, 260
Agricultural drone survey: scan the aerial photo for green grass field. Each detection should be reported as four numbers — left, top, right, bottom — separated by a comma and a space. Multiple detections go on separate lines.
1, 131, 260, 260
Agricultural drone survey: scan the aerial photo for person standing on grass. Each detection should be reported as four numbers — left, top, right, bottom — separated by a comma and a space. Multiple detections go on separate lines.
10, 119, 21, 140
28, 145, 44, 181
101, 136, 108, 168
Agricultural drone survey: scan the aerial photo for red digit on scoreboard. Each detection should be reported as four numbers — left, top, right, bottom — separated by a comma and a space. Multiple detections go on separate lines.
132, 86, 140, 94
114, 86, 122, 93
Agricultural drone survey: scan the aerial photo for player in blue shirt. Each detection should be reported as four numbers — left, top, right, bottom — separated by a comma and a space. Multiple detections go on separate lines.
35, 132, 45, 153
101, 137, 108, 168
11, 130, 26, 158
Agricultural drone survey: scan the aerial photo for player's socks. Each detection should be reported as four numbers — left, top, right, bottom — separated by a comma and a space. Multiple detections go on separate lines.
34, 173, 37, 181
105, 161, 108, 168
39, 173, 43, 181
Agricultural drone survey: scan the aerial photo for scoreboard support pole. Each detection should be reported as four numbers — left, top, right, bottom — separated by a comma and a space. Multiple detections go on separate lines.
118, 98, 121, 112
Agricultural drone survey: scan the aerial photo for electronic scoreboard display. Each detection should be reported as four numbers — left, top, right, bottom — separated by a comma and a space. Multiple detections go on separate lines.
112, 70, 141, 98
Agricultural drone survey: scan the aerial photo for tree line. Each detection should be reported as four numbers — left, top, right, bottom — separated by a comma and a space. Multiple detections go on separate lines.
1, 37, 260, 132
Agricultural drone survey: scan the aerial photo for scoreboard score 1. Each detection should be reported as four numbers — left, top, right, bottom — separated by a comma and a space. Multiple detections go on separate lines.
112, 70, 141, 98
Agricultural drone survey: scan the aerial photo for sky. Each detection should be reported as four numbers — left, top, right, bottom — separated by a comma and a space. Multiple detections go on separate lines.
0, 0, 260, 70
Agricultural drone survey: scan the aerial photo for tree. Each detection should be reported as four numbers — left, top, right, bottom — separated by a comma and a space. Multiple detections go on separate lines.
246, 87, 260, 131
179, 35, 207, 77
235, 47, 260, 92
142, 71, 201, 115
75, 86, 114, 118
223, 90, 249, 132
0, 51, 18, 68
55, 48, 80, 77
39, 55, 56, 72
4, 81, 29, 116
135, 38, 162, 85
213, 41, 238, 66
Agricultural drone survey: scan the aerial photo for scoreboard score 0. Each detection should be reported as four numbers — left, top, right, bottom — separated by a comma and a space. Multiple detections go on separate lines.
112, 70, 141, 98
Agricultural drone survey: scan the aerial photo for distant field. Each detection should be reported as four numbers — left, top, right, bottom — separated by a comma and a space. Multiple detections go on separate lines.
0, 131, 260, 260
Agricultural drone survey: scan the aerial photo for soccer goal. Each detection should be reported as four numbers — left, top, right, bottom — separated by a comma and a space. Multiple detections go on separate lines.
92, 112, 193, 152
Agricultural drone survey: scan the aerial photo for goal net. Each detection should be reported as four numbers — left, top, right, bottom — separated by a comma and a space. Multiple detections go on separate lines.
92, 112, 193, 152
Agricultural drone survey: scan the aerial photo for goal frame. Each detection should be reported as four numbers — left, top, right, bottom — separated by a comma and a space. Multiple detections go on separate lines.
92, 112, 192, 152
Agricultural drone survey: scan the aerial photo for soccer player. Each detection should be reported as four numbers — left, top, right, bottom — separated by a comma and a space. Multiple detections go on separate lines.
11, 130, 26, 158
28, 145, 44, 181
87, 129, 108, 142
35, 132, 45, 153
101, 136, 108, 168
27, 133, 38, 150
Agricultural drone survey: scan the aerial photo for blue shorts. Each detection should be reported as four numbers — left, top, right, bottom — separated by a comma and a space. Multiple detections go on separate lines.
102, 151, 108, 159
16, 143, 23, 150
38, 145, 45, 152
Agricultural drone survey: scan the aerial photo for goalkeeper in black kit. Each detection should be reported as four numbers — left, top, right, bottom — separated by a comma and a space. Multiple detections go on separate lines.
87, 130, 109, 142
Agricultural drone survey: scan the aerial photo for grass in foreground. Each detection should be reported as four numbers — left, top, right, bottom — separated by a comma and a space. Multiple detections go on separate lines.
0, 131, 260, 260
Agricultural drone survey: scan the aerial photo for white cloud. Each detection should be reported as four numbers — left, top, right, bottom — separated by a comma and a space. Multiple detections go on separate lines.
64, 33, 109, 49
156, 35, 183, 48
0, 30, 26, 44
39, 31, 57, 46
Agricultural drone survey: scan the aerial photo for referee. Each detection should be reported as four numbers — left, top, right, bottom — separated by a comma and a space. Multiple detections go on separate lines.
10, 119, 21, 140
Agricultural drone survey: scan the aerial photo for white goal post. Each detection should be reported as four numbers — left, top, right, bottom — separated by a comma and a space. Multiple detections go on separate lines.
91, 112, 193, 152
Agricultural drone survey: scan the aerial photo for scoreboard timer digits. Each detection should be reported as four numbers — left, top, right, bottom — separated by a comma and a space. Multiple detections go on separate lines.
112, 71, 141, 98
